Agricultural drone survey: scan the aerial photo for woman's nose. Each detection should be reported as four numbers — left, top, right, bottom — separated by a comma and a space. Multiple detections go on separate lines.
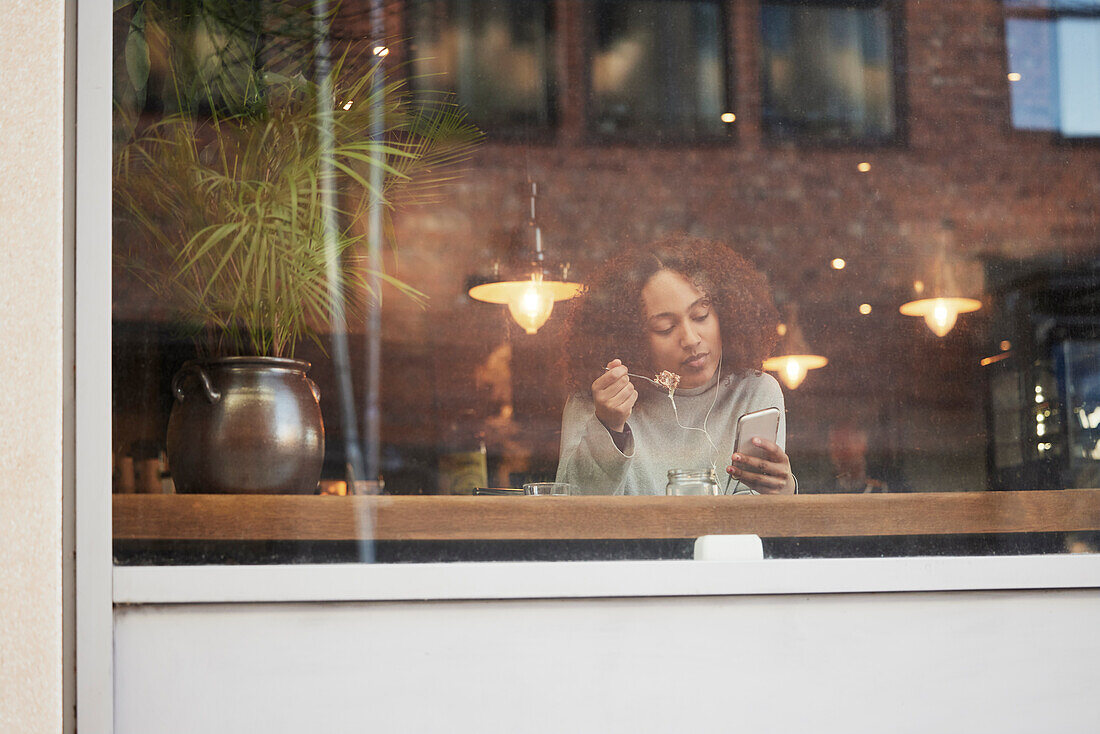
680, 322, 701, 348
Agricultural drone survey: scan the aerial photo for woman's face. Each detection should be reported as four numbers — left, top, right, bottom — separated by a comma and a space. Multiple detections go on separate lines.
640, 269, 723, 389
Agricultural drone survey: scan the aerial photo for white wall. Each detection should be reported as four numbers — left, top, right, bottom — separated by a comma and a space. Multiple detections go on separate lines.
0, 2, 67, 733
115, 589, 1100, 734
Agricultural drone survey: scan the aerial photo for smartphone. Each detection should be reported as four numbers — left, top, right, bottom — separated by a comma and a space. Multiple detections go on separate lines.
733, 407, 781, 460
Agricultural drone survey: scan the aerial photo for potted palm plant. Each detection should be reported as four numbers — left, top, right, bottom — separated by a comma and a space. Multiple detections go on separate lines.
114, 2, 481, 493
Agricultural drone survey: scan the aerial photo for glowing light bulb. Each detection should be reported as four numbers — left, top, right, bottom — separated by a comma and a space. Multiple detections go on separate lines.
831, 258, 846, 270
468, 275, 582, 334
720, 112, 736, 123
1008, 72, 1021, 82
506, 277, 554, 334
342, 100, 354, 110
373, 45, 390, 57
782, 358, 809, 390
900, 296, 980, 337
857, 162, 871, 173
923, 298, 959, 337
763, 353, 828, 390
859, 303, 872, 315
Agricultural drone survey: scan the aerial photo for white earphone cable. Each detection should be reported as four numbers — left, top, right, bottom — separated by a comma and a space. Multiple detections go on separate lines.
667, 355, 724, 472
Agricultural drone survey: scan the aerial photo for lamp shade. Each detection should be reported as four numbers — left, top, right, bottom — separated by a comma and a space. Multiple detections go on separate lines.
899, 296, 982, 337
762, 353, 829, 390
467, 181, 582, 334
900, 222, 982, 337
761, 306, 827, 390
468, 275, 583, 334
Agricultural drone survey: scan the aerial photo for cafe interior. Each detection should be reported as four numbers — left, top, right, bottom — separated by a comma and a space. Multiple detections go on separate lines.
109, 0, 1100, 561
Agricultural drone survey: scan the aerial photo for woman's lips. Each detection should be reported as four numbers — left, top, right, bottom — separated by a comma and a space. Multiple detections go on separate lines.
682, 352, 708, 369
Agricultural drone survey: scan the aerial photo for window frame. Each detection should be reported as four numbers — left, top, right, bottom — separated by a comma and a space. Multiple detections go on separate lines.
758, 0, 909, 149
77, 1, 1100, 726
76, 2, 116, 731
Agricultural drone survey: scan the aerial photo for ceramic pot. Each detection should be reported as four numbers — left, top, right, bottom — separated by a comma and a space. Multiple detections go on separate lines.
167, 357, 324, 494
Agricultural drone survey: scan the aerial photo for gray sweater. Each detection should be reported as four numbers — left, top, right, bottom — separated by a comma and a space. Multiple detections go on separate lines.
555, 369, 787, 495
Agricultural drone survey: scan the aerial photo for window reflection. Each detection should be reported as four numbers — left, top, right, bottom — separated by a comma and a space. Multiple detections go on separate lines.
590, 0, 728, 138
409, 0, 556, 130
1005, 0, 1100, 136
986, 260, 1100, 490
761, 0, 896, 143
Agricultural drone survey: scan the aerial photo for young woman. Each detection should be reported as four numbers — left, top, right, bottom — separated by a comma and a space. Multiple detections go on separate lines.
555, 235, 796, 495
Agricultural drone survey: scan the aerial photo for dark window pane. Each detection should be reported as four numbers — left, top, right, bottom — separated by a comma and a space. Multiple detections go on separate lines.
761, 2, 895, 143
590, 0, 728, 139
409, 0, 555, 130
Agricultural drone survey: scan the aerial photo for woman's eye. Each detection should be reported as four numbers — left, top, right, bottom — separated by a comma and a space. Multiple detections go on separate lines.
655, 327, 674, 336
692, 311, 710, 322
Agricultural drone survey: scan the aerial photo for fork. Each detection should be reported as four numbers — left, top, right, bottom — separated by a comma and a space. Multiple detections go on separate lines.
602, 366, 661, 387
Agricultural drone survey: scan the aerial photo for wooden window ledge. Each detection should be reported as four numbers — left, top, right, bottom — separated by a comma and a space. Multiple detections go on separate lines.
113, 490, 1100, 542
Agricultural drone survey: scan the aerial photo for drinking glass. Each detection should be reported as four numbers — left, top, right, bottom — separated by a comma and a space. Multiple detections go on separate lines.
523, 482, 572, 496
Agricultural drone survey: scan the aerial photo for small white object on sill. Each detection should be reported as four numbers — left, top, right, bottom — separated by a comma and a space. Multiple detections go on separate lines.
693, 534, 764, 561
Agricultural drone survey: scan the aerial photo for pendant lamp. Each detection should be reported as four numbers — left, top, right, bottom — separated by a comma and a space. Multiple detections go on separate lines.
762, 304, 828, 390
468, 182, 582, 334
899, 221, 981, 337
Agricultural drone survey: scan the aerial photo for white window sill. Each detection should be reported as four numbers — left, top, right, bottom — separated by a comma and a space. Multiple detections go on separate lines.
113, 553, 1100, 604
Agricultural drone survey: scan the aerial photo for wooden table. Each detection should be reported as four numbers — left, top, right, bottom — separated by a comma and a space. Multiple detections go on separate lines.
113, 490, 1100, 541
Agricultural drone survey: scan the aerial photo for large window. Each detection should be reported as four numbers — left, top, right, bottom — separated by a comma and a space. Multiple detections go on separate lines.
760, 0, 897, 143
589, 0, 730, 139
109, 0, 1100, 567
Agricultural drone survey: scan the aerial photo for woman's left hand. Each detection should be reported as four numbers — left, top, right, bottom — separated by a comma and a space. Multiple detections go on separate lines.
727, 438, 796, 494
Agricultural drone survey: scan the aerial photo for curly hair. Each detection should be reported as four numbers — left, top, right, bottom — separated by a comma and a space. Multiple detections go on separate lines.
561, 234, 780, 392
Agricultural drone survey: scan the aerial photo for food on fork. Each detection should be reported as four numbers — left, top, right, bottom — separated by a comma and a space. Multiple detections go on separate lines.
655, 369, 681, 397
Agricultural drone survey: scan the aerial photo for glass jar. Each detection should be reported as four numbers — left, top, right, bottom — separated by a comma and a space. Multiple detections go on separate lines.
666, 468, 720, 496
437, 413, 488, 495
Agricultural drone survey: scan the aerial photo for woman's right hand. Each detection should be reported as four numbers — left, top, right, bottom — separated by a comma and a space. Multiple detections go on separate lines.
592, 359, 638, 433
